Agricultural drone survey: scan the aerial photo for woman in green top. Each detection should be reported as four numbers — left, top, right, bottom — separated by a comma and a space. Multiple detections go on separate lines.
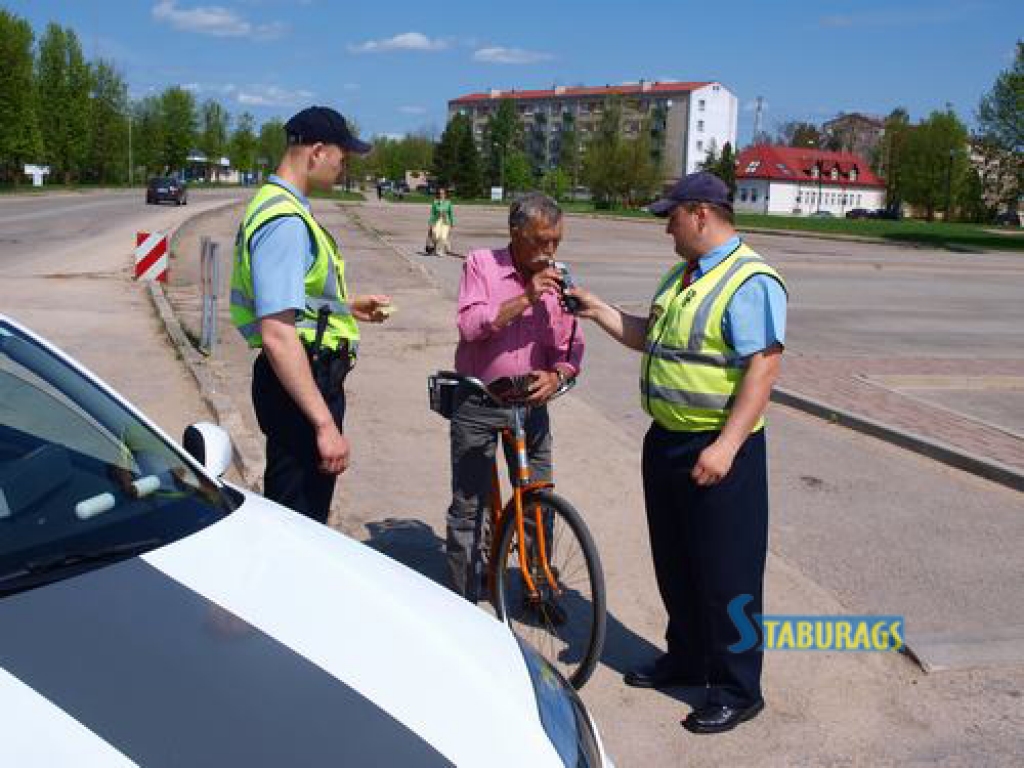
426, 187, 455, 257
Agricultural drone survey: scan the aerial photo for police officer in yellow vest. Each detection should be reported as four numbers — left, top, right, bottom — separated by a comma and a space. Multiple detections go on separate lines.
568, 171, 787, 734
230, 106, 392, 524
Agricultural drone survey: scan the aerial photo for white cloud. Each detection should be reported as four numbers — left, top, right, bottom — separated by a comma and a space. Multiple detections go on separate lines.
236, 84, 315, 107
152, 1, 286, 40
399, 106, 427, 114
473, 46, 553, 65
348, 32, 447, 54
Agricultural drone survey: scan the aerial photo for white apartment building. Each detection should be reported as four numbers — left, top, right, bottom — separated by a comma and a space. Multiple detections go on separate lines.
448, 80, 738, 181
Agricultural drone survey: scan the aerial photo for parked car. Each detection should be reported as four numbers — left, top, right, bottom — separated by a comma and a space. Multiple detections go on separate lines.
0, 314, 613, 768
874, 206, 902, 221
845, 208, 873, 220
809, 210, 834, 218
145, 177, 187, 205
994, 210, 1020, 227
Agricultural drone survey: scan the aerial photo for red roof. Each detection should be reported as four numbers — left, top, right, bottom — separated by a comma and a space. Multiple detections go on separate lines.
450, 81, 714, 105
735, 145, 884, 188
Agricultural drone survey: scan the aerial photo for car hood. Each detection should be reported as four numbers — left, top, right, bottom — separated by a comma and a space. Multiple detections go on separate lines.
0, 494, 562, 767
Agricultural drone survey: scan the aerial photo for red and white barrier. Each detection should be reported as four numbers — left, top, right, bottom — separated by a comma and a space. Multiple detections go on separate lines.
135, 231, 168, 282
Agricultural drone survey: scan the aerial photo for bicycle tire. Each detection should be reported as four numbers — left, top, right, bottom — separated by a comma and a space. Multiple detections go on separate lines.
493, 491, 606, 689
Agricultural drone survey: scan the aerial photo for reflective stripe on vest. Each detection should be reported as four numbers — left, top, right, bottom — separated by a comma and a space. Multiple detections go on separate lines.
229, 183, 360, 354
640, 243, 786, 432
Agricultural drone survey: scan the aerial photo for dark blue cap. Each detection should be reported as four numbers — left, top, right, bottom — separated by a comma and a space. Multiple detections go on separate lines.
649, 171, 733, 216
285, 106, 371, 154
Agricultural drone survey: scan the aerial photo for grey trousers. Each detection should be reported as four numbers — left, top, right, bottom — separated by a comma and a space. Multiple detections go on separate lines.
446, 389, 552, 602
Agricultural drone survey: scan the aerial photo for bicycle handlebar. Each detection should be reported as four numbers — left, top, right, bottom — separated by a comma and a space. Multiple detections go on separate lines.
435, 371, 575, 409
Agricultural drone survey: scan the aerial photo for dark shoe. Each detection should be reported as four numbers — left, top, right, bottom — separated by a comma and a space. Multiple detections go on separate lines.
682, 700, 764, 734
623, 657, 704, 689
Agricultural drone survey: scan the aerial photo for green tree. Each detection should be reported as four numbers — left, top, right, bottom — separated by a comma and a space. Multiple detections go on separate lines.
540, 167, 571, 200
958, 166, 989, 223
503, 149, 533, 194
879, 107, 911, 209
557, 123, 582, 195
976, 40, 1023, 209
453, 118, 483, 198
36, 24, 91, 183
582, 97, 627, 206
621, 118, 662, 205
158, 86, 197, 173
199, 99, 230, 180
85, 60, 128, 184
432, 115, 462, 188
717, 141, 737, 193
901, 107, 970, 220
230, 111, 257, 175
485, 98, 521, 187
776, 120, 822, 148
257, 118, 286, 177
0, 9, 42, 184
133, 95, 165, 177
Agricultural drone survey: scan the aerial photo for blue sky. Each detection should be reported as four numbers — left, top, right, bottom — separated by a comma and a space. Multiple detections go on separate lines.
6, 0, 1021, 143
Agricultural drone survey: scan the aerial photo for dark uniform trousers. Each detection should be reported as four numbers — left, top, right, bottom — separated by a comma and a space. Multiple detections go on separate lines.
642, 423, 768, 708
252, 349, 348, 524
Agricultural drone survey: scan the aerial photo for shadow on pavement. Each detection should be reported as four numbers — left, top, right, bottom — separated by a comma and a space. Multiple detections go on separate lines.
363, 517, 449, 587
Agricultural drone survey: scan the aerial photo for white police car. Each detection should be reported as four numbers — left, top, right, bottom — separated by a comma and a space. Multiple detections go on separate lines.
0, 315, 613, 767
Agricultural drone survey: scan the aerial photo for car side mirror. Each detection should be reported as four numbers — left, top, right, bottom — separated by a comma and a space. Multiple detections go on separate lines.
182, 422, 233, 478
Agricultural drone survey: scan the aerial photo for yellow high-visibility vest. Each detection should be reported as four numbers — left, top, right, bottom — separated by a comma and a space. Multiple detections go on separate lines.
640, 242, 785, 432
229, 182, 359, 355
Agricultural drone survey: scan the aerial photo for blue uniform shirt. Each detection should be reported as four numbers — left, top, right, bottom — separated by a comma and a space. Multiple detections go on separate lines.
250, 175, 315, 319
693, 236, 787, 358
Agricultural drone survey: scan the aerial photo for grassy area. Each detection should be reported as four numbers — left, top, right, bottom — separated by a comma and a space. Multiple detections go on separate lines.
735, 213, 1024, 252
379, 193, 1023, 252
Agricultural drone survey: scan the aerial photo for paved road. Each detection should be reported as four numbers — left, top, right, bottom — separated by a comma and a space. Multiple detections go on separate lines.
356, 201, 1024, 654
6, 191, 1023, 765
0, 188, 243, 270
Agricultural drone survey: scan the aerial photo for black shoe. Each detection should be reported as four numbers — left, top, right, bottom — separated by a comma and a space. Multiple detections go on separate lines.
682, 700, 764, 734
623, 657, 704, 689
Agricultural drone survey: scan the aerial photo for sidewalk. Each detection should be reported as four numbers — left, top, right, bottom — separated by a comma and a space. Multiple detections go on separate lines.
159, 198, 1024, 766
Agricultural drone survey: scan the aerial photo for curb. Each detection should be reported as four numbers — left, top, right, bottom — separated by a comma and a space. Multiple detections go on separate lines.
145, 202, 265, 489
146, 281, 264, 488
771, 386, 1024, 493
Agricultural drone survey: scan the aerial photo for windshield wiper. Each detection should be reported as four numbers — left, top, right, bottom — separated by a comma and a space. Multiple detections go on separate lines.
0, 537, 164, 588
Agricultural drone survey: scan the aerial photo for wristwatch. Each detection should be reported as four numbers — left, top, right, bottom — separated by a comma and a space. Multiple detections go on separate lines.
556, 369, 569, 387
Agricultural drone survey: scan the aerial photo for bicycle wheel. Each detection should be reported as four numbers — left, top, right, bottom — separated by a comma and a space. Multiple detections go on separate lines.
494, 491, 606, 689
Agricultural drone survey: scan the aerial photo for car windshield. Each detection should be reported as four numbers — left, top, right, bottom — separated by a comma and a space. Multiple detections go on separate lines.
0, 321, 236, 595
151, 178, 174, 186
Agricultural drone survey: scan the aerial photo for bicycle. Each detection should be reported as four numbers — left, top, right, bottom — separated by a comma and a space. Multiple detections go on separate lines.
428, 370, 607, 689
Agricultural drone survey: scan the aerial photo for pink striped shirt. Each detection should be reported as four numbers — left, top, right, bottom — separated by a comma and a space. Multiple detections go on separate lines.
455, 247, 584, 384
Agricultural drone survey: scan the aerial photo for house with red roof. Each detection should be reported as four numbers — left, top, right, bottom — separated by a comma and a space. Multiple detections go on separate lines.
448, 80, 737, 182
734, 145, 886, 217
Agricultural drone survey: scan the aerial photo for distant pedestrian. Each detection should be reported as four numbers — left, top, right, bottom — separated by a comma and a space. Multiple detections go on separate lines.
229, 106, 393, 524
426, 187, 455, 256
568, 171, 787, 734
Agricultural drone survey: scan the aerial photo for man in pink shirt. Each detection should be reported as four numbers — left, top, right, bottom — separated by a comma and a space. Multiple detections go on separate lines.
447, 192, 584, 602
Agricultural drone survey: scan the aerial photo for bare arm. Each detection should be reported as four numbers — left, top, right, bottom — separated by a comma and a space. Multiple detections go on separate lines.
260, 311, 349, 475
691, 346, 782, 486
567, 287, 648, 352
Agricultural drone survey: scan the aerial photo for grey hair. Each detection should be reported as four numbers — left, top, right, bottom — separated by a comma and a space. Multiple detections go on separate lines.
509, 191, 562, 232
